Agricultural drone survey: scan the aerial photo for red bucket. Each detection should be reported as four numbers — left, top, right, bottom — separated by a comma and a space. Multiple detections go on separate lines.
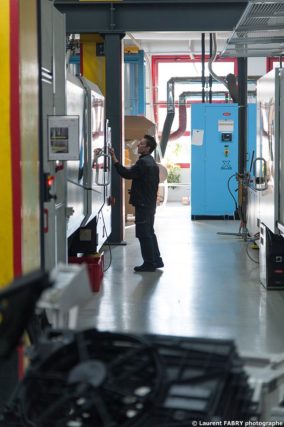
69, 253, 104, 292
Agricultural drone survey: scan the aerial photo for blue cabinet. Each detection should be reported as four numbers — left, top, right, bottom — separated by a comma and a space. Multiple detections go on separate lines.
191, 104, 239, 218
191, 103, 256, 218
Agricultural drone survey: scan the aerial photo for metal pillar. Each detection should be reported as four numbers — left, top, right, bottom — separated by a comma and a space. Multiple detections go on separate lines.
238, 57, 247, 176
209, 34, 213, 103
201, 33, 205, 103
104, 33, 125, 244
237, 57, 248, 228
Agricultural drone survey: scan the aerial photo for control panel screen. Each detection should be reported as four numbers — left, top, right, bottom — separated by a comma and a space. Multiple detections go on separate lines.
221, 133, 233, 142
48, 115, 79, 160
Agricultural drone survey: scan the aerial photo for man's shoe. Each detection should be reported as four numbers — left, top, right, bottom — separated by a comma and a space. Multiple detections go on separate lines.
154, 259, 164, 268
134, 264, 156, 272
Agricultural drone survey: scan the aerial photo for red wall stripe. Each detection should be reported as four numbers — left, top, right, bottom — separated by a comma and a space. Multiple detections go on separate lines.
266, 57, 279, 72
10, 0, 22, 277
176, 163, 190, 169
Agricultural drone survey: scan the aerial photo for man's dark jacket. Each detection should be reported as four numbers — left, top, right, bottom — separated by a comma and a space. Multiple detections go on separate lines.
114, 154, 159, 208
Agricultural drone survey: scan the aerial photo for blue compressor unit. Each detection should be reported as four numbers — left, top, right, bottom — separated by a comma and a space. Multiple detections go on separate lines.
191, 103, 256, 218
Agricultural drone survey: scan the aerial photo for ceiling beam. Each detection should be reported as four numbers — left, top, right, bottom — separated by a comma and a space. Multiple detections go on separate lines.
55, 0, 248, 33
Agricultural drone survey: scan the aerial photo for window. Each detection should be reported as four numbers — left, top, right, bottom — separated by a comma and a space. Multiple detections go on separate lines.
152, 55, 237, 164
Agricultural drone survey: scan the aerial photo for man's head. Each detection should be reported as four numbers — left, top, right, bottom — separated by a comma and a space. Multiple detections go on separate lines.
137, 134, 157, 155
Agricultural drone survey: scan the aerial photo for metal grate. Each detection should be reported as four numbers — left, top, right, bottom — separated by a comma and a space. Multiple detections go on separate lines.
221, 0, 284, 57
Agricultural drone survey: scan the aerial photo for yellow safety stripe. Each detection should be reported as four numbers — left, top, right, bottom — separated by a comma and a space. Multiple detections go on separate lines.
0, 0, 14, 287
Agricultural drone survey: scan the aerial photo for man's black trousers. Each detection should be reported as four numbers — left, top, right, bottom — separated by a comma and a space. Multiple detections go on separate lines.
135, 205, 161, 267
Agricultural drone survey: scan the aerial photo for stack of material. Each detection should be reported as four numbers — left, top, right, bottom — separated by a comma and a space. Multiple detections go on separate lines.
144, 334, 258, 423
1, 330, 258, 426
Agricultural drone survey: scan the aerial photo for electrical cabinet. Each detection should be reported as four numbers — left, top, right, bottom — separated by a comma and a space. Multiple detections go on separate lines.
191, 103, 256, 219
191, 104, 239, 218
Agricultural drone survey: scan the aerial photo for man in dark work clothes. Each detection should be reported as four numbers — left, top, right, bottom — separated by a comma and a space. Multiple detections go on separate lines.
109, 135, 164, 272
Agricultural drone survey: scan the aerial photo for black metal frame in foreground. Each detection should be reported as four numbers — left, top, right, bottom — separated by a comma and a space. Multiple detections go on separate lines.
0, 270, 52, 359
1, 328, 258, 426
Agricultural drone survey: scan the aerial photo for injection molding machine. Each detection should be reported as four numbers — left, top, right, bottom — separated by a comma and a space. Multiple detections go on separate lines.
248, 68, 284, 289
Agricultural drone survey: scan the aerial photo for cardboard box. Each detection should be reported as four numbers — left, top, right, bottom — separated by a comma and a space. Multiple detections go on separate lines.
125, 115, 156, 142
124, 116, 156, 221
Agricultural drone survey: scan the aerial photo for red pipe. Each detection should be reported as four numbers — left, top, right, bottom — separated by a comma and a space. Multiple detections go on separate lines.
168, 103, 187, 140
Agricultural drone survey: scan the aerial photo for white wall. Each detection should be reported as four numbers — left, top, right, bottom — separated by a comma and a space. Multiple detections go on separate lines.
167, 167, 190, 203
248, 57, 267, 76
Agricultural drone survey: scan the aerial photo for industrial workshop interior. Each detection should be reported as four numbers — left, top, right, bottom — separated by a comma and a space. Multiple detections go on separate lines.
3, 0, 284, 424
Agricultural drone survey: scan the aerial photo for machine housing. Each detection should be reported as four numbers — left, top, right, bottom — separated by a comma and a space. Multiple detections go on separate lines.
191, 103, 256, 219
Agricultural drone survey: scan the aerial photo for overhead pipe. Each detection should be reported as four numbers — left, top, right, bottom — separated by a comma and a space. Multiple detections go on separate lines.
172, 90, 231, 142
168, 101, 187, 141
208, 33, 228, 91
159, 74, 244, 157
208, 33, 239, 103
159, 78, 175, 157
179, 88, 237, 135
159, 77, 203, 157
226, 74, 239, 103
171, 92, 199, 142
201, 33, 205, 103
176, 91, 230, 139
180, 90, 233, 112
209, 34, 213, 103
160, 85, 235, 157
170, 90, 236, 141
226, 75, 258, 104
159, 69, 253, 157
181, 90, 231, 100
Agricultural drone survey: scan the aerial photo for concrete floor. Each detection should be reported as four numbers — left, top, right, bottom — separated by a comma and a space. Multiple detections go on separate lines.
77, 202, 284, 356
